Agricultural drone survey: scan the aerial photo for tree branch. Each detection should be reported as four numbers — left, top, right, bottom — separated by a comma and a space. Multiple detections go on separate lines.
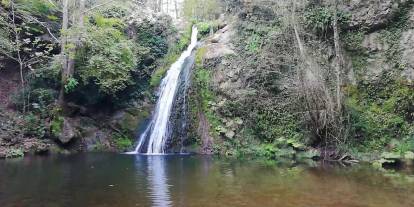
83, 0, 117, 14
23, 14, 60, 43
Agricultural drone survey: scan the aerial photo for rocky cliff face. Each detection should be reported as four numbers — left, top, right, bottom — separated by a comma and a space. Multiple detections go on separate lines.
189, 0, 414, 157
343, 0, 409, 29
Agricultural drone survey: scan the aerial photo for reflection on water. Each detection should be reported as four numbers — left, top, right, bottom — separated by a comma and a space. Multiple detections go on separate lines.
0, 154, 414, 207
146, 156, 172, 207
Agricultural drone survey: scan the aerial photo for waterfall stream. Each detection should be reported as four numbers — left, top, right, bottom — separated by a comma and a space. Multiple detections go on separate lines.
129, 26, 198, 154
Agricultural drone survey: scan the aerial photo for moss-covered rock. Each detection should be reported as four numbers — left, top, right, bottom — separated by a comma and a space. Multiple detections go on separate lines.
111, 106, 151, 136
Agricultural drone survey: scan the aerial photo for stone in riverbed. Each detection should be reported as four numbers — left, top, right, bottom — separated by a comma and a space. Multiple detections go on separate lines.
22, 138, 50, 154
57, 118, 79, 145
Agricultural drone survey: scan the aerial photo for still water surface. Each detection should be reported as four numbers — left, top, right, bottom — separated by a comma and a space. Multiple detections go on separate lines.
0, 154, 414, 207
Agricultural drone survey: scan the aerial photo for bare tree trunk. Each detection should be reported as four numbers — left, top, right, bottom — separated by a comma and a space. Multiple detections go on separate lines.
78, 0, 85, 42
333, 0, 343, 113
158, 0, 163, 12
59, 0, 69, 106
175, 0, 178, 18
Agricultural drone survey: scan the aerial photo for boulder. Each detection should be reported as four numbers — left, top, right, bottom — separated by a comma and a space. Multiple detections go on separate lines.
22, 138, 50, 154
110, 107, 151, 136
204, 25, 236, 67
57, 118, 79, 144
0, 147, 6, 158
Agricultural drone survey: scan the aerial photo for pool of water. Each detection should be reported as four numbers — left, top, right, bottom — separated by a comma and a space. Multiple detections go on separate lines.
1, 154, 414, 207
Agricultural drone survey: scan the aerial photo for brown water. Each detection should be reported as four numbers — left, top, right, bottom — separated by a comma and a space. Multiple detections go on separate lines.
0, 154, 414, 207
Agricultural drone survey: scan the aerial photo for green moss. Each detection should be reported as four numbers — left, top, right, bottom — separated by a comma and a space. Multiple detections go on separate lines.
93, 14, 124, 29
120, 108, 151, 136
196, 21, 219, 38
51, 116, 64, 137
24, 113, 46, 138
342, 30, 365, 52
245, 33, 262, 53
150, 53, 180, 87
149, 27, 193, 87
15, 0, 57, 15
113, 133, 133, 151
346, 79, 414, 153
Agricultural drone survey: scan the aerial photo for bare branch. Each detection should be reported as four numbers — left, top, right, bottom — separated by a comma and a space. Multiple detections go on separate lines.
23, 14, 60, 43
83, 0, 117, 14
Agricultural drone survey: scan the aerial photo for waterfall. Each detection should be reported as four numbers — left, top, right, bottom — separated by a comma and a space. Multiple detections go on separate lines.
129, 26, 198, 155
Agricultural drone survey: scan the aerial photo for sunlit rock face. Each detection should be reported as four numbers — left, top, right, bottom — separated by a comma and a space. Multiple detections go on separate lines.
400, 29, 414, 82
342, 0, 409, 29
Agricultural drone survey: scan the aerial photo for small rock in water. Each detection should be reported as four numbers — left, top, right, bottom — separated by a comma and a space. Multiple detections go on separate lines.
109, 184, 115, 187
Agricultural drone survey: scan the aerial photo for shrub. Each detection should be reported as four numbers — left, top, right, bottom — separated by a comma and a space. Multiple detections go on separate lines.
346, 79, 414, 152
304, 7, 350, 35
5, 148, 24, 159
24, 113, 46, 138
51, 115, 64, 137
196, 21, 219, 38
113, 133, 133, 151
76, 25, 137, 95
30, 88, 56, 107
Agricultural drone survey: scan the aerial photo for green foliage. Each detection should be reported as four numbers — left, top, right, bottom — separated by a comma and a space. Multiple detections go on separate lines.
346, 79, 414, 152
0, 19, 13, 55
183, 0, 221, 21
98, 4, 129, 18
304, 7, 350, 35
149, 26, 192, 87
255, 144, 296, 160
77, 24, 137, 95
64, 78, 79, 93
5, 148, 24, 159
51, 115, 64, 138
14, 0, 57, 15
254, 106, 303, 144
194, 67, 215, 112
30, 88, 56, 110
196, 21, 219, 38
245, 33, 262, 52
342, 2, 414, 155
193, 64, 221, 139
92, 14, 125, 29
342, 30, 365, 51
378, 4, 412, 66
24, 113, 46, 138
113, 133, 133, 151
135, 18, 170, 59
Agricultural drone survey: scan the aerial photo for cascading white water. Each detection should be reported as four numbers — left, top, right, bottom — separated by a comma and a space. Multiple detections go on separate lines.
130, 26, 198, 155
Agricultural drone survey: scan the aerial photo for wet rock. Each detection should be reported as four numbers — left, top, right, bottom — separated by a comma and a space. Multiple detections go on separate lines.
110, 107, 150, 136
57, 118, 79, 144
22, 138, 50, 154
